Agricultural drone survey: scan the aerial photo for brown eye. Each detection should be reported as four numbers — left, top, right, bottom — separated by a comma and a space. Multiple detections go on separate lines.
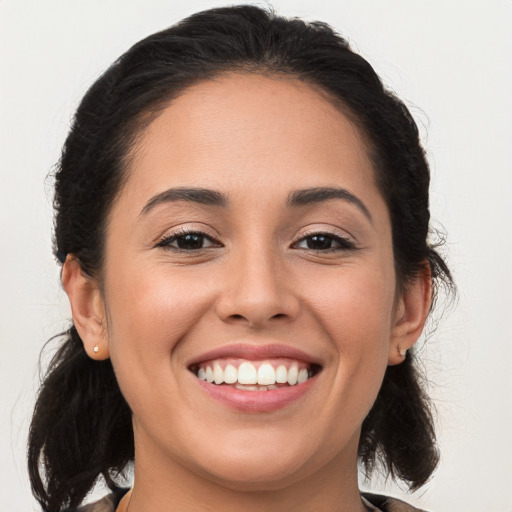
176, 233, 207, 250
306, 235, 334, 250
157, 231, 220, 251
294, 233, 355, 251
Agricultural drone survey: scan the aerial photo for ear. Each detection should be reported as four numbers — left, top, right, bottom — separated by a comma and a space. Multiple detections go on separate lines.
61, 256, 109, 360
388, 264, 432, 366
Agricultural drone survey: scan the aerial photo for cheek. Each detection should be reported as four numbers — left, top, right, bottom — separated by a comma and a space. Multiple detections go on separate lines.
104, 263, 212, 378
102, 265, 219, 436
304, 264, 395, 404
305, 265, 396, 349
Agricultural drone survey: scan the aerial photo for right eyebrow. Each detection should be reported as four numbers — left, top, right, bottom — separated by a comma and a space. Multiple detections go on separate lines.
287, 186, 373, 224
139, 187, 228, 218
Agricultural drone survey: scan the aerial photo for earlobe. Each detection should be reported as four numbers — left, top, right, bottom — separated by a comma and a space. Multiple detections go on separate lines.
388, 265, 432, 366
61, 256, 110, 360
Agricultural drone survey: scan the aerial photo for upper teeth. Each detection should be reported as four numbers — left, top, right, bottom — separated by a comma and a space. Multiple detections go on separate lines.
196, 360, 311, 386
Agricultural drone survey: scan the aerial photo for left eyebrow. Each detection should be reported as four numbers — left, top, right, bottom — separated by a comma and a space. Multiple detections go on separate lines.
139, 187, 229, 218
287, 187, 373, 224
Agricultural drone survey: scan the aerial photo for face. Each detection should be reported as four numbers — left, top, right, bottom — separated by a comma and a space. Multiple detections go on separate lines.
97, 74, 404, 489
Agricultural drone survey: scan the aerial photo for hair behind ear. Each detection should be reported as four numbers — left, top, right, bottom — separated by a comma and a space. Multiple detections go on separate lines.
359, 353, 439, 490
28, 326, 133, 512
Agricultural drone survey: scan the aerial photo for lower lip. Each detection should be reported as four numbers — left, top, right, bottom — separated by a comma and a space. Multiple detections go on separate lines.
195, 377, 317, 413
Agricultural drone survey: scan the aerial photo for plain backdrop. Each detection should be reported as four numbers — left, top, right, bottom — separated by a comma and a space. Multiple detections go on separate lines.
1, 1, 511, 511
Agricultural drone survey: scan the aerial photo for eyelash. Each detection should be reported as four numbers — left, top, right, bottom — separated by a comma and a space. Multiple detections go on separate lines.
292, 231, 356, 252
155, 228, 221, 252
155, 228, 356, 253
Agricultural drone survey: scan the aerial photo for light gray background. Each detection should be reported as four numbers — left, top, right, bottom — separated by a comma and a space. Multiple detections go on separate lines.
1, 1, 511, 511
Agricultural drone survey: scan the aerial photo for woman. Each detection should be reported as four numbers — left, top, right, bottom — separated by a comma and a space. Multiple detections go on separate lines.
28, 5, 453, 512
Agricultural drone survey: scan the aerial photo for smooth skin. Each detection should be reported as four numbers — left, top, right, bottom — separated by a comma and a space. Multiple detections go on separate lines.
62, 73, 431, 512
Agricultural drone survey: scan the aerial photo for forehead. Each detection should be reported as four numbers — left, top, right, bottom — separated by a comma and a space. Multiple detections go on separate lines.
122, 72, 379, 209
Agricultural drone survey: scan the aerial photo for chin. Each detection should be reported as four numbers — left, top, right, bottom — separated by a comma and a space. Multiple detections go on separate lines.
180, 426, 330, 491
197, 454, 311, 492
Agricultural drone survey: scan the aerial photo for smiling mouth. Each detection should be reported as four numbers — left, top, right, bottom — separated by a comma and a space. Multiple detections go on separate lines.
189, 358, 322, 391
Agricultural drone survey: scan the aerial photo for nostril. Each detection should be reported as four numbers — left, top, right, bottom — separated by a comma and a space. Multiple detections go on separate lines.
228, 312, 289, 325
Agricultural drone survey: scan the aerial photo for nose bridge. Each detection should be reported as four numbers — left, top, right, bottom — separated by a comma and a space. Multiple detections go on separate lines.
216, 236, 299, 327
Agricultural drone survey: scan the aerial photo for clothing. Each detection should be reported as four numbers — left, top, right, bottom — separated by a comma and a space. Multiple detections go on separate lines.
362, 493, 429, 512
75, 488, 429, 512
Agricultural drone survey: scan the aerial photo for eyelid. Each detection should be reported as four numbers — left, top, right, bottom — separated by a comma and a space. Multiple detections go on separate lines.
291, 227, 358, 251
154, 225, 222, 250
152, 224, 357, 252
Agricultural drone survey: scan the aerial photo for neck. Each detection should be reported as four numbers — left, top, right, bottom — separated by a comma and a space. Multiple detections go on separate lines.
125, 430, 368, 512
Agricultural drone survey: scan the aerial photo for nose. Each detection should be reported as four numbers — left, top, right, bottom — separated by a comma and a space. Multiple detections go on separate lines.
215, 246, 301, 329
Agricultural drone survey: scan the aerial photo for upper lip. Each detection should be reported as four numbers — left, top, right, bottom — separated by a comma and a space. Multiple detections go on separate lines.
187, 343, 323, 368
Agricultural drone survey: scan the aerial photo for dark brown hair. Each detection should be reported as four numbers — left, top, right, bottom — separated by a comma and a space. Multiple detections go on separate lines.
28, 5, 453, 511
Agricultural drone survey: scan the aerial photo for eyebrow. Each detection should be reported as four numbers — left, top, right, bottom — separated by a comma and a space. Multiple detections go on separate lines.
140, 187, 228, 217
140, 185, 372, 223
287, 187, 372, 223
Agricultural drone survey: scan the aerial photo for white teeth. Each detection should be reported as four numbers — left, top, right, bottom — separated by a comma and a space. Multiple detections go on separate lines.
224, 364, 238, 384
257, 363, 276, 385
275, 365, 287, 383
214, 362, 224, 385
235, 384, 259, 391
287, 364, 298, 385
196, 360, 314, 388
298, 368, 309, 384
237, 362, 258, 384
233, 383, 281, 392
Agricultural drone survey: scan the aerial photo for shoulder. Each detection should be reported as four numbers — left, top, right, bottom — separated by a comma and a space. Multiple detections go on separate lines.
72, 488, 129, 512
363, 492, 431, 512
